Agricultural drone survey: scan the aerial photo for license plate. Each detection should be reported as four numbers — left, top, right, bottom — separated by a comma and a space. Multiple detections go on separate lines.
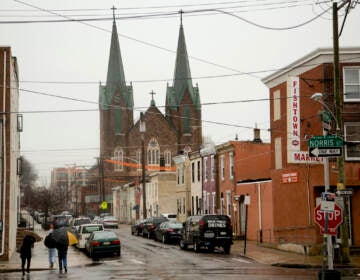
103, 241, 110, 245
204, 231, 215, 238
220, 231, 227, 235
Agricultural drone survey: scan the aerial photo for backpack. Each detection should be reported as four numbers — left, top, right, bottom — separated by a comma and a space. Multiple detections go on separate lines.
44, 233, 56, 249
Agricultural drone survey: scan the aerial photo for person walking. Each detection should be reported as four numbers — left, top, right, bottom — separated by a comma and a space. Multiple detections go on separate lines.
44, 224, 57, 269
56, 242, 68, 273
19, 234, 36, 275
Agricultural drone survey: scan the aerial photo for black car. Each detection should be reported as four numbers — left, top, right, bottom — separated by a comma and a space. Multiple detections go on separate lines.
131, 219, 145, 236
154, 221, 183, 244
142, 217, 168, 239
179, 214, 233, 254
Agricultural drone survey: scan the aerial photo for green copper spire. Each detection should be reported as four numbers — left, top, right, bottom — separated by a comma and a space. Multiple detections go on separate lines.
99, 16, 133, 110
166, 20, 200, 110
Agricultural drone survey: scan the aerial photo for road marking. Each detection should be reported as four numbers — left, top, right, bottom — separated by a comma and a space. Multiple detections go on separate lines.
233, 258, 252, 264
129, 259, 145, 265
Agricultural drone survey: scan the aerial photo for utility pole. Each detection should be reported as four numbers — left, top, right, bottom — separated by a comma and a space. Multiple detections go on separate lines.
332, 0, 351, 264
140, 112, 147, 219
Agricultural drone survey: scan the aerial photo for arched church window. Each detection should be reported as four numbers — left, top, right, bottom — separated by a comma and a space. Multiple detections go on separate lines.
113, 147, 124, 171
183, 106, 190, 134
147, 138, 160, 166
164, 150, 171, 167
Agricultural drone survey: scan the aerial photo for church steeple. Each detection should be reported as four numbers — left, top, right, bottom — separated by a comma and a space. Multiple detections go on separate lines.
166, 14, 200, 111
99, 8, 133, 110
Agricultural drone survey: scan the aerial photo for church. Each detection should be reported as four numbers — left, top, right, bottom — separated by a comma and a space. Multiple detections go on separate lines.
98, 14, 203, 205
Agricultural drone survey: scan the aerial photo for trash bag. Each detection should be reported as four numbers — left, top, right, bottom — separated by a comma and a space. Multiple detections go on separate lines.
44, 233, 57, 248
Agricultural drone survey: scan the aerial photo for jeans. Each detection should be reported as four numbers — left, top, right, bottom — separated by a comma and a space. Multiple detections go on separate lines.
58, 250, 67, 271
48, 248, 56, 267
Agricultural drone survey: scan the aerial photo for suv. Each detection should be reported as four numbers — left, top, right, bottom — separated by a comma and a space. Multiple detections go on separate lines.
76, 223, 104, 249
142, 217, 168, 239
179, 215, 233, 254
71, 217, 92, 232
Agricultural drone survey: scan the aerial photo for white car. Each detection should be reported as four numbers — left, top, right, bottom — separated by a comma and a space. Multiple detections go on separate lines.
76, 223, 104, 249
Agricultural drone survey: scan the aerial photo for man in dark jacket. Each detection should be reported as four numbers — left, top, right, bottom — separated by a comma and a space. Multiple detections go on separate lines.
20, 235, 36, 275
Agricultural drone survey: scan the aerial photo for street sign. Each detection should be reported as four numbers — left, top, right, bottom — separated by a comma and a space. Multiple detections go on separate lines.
336, 188, 353, 196
309, 147, 342, 157
100, 201, 108, 210
308, 135, 343, 148
314, 203, 343, 236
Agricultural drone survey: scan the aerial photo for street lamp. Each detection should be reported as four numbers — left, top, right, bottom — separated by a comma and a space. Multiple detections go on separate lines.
311, 93, 339, 132
140, 112, 146, 219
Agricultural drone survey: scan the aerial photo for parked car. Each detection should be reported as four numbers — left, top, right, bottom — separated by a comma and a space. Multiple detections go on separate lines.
160, 213, 177, 222
154, 221, 183, 244
142, 217, 168, 239
100, 216, 119, 229
71, 217, 92, 232
179, 214, 233, 254
131, 219, 145, 236
85, 230, 121, 259
76, 223, 104, 249
92, 216, 101, 224
50, 214, 73, 229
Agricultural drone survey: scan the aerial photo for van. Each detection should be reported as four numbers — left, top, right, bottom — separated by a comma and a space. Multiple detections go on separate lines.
179, 214, 233, 254
160, 213, 177, 222
76, 223, 104, 249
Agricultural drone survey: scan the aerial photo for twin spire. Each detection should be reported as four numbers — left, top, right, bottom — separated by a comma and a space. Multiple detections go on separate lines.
101, 7, 198, 110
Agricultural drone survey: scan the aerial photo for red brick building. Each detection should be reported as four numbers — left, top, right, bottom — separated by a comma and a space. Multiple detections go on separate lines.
98, 17, 202, 217
262, 48, 360, 249
216, 129, 271, 238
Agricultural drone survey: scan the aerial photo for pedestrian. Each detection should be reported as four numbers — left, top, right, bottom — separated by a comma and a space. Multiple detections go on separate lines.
56, 242, 68, 273
19, 234, 36, 275
44, 224, 57, 269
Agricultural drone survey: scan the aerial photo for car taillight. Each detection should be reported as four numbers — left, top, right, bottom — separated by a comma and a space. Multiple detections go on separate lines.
199, 220, 205, 229
91, 241, 101, 247
111, 239, 121, 245
166, 228, 174, 232
149, 224, 154, 229
229, 220, 232, 229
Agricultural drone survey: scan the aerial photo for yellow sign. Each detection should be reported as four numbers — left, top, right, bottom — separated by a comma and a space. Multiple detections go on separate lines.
100, 201, 108, 210
337, 183, 344, 190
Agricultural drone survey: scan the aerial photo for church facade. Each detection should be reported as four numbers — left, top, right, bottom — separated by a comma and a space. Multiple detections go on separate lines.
98, 17, 202, 206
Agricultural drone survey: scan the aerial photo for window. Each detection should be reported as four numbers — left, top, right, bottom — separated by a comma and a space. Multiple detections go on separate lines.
177, 167, 180, 185
273, 89, 281, 120
211, 155, 215, 181
345, 122, 360, 160
114, 108, 122, 134
204, 157, 208, 182
136, 150, 141, 170
229, 152, 234, 179
191, 162, 195, 183
164, 150, 171, 167
182, 166, 185, 184
197, 160, 201, 182
275, 137, 282, 169
113, 147, 123, 171
183, 106, 190, 134
343, 67, 360, 101
220, 155, 225, 181
147, 138, 160, 166
212, 192, 216, 214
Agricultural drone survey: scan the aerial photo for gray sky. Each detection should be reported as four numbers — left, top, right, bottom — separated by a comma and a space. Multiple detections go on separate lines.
1, 0, 359, 185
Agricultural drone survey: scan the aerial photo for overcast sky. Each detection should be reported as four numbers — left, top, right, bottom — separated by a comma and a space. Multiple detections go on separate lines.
1, 0, 359, 185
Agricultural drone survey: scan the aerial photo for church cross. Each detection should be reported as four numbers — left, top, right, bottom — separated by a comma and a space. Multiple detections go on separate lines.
111, 6, 117, 21
150, 90, 156, 100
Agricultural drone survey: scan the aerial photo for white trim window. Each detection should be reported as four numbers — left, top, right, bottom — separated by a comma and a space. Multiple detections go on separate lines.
229, 152, 234, 179
220, 155, 225, 181
343, 67, 360, 101
164, 150, 171, 167
114, 147, 124, 171
345, 122, 360, 160
136, 150, 141, 170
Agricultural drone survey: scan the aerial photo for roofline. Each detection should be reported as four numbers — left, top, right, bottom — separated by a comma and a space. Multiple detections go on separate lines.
262, 47, 360, 87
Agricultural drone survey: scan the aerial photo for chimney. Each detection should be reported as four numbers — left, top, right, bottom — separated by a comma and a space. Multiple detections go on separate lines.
253, 127, 262, 143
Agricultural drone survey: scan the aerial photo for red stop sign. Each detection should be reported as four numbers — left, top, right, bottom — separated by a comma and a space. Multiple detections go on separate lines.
314, 203, 343, 233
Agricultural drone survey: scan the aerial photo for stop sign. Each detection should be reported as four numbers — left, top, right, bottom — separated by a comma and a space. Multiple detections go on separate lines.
314, 203, 343, 235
